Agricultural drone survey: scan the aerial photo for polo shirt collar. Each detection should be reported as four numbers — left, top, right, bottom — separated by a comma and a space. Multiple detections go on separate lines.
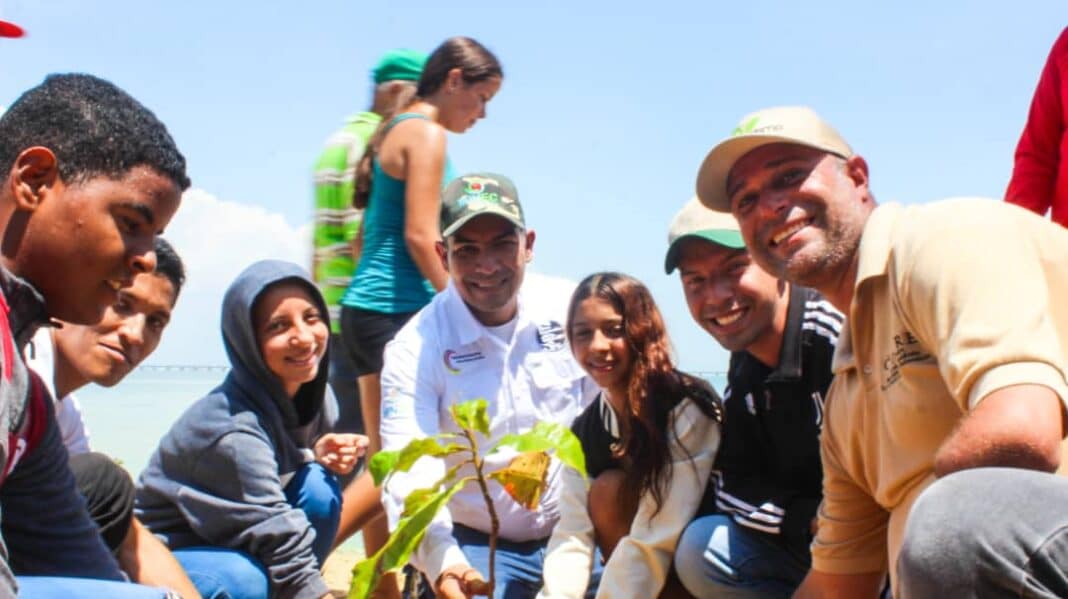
854, 203, 901, 287
443, 281, 526, 347
831, 203, 902, 374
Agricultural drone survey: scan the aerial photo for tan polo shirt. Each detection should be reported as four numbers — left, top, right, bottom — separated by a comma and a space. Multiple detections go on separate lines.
810, 198, 1068, 589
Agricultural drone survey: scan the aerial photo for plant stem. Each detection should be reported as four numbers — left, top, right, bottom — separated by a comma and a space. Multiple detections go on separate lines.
463, 428, 499, 596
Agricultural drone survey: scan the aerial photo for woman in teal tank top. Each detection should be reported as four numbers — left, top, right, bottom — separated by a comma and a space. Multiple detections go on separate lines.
335, 36, 503, 561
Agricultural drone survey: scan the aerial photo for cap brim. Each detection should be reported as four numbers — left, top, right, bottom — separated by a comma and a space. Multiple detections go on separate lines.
695, 134, 807, 213
0, 21, 24, 38
442, 209, 524, 238
663, 231, 747, 274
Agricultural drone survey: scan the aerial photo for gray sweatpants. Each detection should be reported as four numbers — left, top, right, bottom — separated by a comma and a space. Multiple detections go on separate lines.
897, 467, 1068, 598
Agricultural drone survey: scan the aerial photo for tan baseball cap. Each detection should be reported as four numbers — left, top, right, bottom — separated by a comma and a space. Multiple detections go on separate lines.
664, 197, 746, 274
695, 106, 853, 212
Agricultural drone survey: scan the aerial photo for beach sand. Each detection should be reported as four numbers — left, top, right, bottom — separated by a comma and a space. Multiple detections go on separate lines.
323, 546, 362, 598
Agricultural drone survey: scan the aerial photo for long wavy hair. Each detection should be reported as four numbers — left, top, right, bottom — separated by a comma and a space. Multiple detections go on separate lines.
353, 36, 502, 209
567, 272, 723, 517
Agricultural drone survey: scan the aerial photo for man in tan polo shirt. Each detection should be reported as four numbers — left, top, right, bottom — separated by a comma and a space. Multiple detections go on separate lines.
694, 105, 1068, 598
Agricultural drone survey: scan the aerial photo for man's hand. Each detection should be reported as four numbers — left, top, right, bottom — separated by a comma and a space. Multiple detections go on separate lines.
314, 433, 369, 475
435, 565, 489, 598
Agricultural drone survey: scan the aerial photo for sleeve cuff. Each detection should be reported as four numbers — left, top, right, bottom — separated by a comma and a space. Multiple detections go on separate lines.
969, 361, 1068, 411
416, 535, 470, 585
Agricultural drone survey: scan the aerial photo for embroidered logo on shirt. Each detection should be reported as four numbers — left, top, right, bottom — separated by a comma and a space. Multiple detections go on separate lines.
536, 321, 565, 351
880, 330, 933, 391
443, 349, 485, 374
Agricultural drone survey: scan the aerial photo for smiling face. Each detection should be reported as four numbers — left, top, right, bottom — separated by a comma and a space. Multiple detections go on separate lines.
569, 296, 633, 398
439, 215, 534, 326
253, 282, 329, 398
12, 162, 182, 325
52, 271, 176, 391
676, 238, 786, 357
438, 74, 502, 133
725, 143, 871, 293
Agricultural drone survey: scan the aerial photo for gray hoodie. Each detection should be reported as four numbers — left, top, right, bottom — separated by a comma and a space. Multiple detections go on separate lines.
136, 260, 337, 599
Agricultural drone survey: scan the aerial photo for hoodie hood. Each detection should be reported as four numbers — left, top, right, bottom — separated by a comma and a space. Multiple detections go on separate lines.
221, 260, 331, 428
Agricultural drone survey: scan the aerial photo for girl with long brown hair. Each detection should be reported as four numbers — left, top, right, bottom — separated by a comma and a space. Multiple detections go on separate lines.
539, 272, 723, 599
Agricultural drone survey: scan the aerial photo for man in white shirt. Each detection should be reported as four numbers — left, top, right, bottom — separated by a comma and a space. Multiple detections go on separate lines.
379, 173, 598, 599
22, 237, 199, 598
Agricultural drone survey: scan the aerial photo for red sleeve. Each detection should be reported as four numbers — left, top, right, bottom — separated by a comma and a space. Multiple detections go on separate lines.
1006, 27, 1068, 216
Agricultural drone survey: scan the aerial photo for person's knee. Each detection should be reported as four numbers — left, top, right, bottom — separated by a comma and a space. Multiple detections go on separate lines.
293, 463, 342, 527
898, 470, 990, 587
69, 451, 135, 550
224, 558, 269, 599
587, 470, 631, 552
674, 514, 734, 596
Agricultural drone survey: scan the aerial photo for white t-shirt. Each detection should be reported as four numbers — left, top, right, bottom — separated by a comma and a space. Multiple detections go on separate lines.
26, 327, 91, 455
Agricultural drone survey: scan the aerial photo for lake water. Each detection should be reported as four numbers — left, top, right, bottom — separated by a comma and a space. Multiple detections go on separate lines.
77, 367, 728, 553
78, 367, 728, 474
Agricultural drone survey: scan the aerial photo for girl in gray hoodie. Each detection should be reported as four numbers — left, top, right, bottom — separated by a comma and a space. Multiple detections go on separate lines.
136, 260, 367, 599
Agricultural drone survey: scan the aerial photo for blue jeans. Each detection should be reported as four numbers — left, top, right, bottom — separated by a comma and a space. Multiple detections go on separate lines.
674, 514, 808, 599
16, 576, 170, 598
450, 524, 600, 599
174, 463, 342, 599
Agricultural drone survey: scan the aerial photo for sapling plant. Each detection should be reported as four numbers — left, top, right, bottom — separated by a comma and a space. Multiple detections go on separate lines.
349, 398, 586, 598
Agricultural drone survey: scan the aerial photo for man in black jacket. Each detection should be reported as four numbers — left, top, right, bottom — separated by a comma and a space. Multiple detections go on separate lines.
664, 198, 840, 599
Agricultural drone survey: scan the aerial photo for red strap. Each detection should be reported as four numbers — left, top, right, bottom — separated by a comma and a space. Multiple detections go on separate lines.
0, 293, 13, 382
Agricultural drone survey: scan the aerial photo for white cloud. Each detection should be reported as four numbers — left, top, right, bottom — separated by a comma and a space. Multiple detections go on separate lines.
150, 188, 310, 365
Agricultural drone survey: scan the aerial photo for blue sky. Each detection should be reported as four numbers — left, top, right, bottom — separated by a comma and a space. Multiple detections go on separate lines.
1, 1, 1064, 369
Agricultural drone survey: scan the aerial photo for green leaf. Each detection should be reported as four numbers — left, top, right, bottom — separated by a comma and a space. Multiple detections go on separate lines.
450, 398, 490, 436
370, 438, 467, 488
493, 421, 587, 479
368, 450, 400, 487
349, 477, 475, 598
402, 488, 439, 516
489, 451, 550, 510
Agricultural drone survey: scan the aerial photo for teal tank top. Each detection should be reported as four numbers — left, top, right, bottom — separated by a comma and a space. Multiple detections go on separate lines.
341, 113, 455, 313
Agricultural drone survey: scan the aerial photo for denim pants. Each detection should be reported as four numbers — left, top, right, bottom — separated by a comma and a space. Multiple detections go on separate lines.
674, 513, 809, 599
449, 524, 601, 599
15, 576, 172, 598
174, 462, 342, 599
898, 467, 1068, 599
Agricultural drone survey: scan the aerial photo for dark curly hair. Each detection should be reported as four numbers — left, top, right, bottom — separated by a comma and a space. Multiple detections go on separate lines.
568, 272, 723, 517
0, 73, 190, 189
153, 237, 186, 303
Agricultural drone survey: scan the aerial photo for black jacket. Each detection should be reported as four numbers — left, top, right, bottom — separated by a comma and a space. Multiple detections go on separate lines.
711, 286, 840, 554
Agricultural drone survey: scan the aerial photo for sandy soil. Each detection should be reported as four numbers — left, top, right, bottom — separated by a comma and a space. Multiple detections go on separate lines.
322, 546, 363, 598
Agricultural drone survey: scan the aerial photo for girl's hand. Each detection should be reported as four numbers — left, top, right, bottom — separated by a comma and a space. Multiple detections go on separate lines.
313, 433, 369, 475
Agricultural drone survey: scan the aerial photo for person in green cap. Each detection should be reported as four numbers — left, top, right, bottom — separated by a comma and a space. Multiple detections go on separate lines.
311, 47, 426, 443
332, 37, 503, 560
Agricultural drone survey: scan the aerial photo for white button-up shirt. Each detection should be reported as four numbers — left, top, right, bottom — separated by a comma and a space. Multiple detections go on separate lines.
379, 273, 598, 582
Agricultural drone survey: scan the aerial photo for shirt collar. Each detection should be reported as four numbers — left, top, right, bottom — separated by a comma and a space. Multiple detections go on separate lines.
0, 266, 49, 349
764, 284, 808, 382
598, 392, 621, 440
854, 203, 901, 287
443, 281, 527, 347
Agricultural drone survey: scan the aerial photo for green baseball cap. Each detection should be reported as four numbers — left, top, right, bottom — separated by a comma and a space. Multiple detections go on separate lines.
372, 48, 427, 84
664, 196, 746, 274
441, 173, 525, 238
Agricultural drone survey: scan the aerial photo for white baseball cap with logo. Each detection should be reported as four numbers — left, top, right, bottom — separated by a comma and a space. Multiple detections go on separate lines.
695, 106, 853, 212
664, 197, 747, 274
